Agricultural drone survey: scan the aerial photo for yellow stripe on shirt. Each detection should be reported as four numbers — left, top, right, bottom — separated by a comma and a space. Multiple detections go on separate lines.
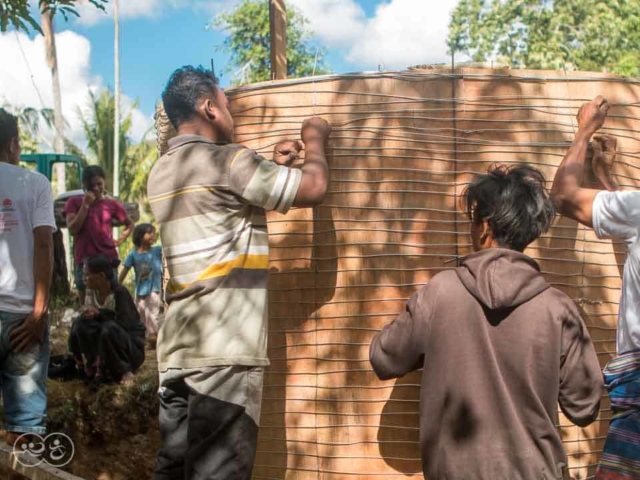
149, 186, 216, 204
169, 254, 269, 291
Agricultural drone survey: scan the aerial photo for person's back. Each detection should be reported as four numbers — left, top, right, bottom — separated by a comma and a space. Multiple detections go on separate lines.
408, 251, 600, 479
370, 165, 603, 480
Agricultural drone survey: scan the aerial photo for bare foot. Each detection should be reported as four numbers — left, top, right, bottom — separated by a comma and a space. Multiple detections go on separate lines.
119, 372, 134, 385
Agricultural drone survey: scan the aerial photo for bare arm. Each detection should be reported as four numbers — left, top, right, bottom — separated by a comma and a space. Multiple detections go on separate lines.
370, 292, 426, 380
115, 216, 134, 247
66, 192, 95, 235
10, 226, 54, 352
558, 305, 603, 427
293, 117, 332, 207
118, 265, 131, 285
32, 226, 54, 317
551, 96, 610, 227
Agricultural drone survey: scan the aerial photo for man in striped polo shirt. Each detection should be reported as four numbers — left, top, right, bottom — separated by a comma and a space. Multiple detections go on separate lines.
148, 66, 331, 480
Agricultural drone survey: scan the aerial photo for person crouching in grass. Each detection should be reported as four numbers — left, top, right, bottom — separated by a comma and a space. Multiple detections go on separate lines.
69, 255, 146, 385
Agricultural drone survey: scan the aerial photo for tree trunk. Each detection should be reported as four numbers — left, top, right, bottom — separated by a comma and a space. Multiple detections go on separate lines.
269, 0, 287, 80
41, 3, 65, 178
41, 2, 71, 299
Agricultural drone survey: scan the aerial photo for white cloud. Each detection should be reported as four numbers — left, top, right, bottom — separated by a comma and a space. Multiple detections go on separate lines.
0, 30, 152, 149
74, 0, 178, 26
73, 0, 237, 26
291, 0, 459, 70
73, 0, 460, 71
54, 0, 459, 92
289, 0, 366, 47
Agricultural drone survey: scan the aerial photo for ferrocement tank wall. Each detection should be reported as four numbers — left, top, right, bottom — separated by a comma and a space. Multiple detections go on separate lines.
159, 67, 640, 479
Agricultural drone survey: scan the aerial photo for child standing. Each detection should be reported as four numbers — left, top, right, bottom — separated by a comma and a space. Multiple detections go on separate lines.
119, 223, 163, 347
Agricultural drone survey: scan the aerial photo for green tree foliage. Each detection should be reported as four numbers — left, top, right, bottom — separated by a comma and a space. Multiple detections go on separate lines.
18, 107, 54, 153
78, 88, 157, 210
0, 0, 107, 33
214, 0, 329, 84
121, 135, 157, 207
1, 105, 54, 153
78, 88, 133, 193
448, 0, 640, 76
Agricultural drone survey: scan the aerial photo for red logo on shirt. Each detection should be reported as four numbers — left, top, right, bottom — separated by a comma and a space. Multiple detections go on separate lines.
2, 198, 12, 210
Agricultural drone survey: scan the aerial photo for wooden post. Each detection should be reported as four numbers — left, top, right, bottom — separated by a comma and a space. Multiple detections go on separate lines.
269, 0, 287, 80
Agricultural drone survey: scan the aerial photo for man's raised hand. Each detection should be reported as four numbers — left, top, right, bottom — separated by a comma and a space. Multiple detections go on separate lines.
301, 117, 332, 145
273, 140, 303, 166
592, 134, 619, 191
577, 96, 610, 136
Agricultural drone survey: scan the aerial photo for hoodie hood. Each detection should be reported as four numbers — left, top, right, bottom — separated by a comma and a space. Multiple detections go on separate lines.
456, 248, 549, 310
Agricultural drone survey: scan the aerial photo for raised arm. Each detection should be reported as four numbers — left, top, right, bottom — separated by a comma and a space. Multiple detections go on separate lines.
66, 192, 95, 236
551, 96, 610, 227
293, 117, 332, 207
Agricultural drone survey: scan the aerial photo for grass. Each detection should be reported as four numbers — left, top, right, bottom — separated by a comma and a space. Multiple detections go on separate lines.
41, 299, 161, 479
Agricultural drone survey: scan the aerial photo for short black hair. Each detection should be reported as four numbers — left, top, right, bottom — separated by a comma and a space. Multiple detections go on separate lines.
162, 66, 220, 129
0, 108, 19, 154
85, 255, 120, 285
463, 164, 555, 251
133, 223, 155, 247
82, 165, 106, 185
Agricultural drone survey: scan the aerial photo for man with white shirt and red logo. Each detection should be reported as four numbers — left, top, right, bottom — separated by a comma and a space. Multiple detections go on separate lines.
0, 108, 55, 446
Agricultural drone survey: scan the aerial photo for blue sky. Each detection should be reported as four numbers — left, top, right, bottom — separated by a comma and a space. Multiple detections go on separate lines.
0, 0, 460, 147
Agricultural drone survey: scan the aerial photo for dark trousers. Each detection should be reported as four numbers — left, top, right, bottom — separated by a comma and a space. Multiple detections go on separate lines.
68, 317, 144, 380
153, 366, 264, 480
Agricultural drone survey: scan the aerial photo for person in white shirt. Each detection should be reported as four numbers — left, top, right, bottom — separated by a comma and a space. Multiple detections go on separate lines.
552, 97, 640, 479
0, 108, 55, 446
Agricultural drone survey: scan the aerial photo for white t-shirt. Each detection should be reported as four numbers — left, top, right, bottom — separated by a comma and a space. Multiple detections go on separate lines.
0, 163, 56, 314
592, 190, 640, 354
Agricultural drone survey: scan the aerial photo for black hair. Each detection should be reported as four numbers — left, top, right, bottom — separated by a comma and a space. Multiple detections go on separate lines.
85, 255, 120, 287
0, 108, 19, 154
133, 223, 155, 247
82, 165, 106, 186
463, 164, 556, 251
162, 65, 220, 129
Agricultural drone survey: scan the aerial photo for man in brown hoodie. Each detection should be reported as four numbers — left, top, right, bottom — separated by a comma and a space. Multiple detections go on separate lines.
370, 165, 604, 480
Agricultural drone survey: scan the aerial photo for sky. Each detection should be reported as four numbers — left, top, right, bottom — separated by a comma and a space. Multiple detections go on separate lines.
0, 0, 461, 149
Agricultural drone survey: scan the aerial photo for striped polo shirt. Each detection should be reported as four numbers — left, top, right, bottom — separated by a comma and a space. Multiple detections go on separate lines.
147, 135, 302, 370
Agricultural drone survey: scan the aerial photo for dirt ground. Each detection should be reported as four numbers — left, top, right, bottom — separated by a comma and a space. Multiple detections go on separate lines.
2, 301, 161, 480
0, 466, 27, 479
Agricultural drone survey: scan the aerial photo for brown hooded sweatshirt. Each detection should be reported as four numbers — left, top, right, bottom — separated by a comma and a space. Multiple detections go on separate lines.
370, 248, 603, 480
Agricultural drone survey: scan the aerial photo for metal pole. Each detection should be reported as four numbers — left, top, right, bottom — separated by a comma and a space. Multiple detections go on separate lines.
113, 0, 120, 198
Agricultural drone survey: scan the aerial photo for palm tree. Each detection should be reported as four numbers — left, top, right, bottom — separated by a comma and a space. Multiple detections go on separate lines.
78, 88, 133, 193
122, 134, 157, 205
